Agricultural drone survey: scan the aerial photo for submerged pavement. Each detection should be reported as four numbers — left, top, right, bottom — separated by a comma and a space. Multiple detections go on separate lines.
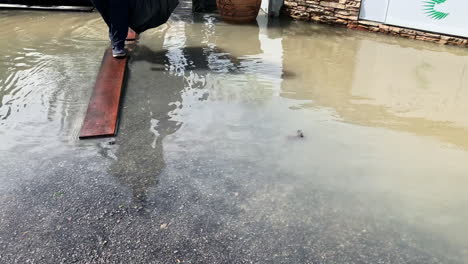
1, 3, 468, 264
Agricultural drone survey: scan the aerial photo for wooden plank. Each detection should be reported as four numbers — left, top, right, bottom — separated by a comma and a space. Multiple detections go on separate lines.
126, 29, 138, 41
0, 4, 94, 11
79, 48, 127, 139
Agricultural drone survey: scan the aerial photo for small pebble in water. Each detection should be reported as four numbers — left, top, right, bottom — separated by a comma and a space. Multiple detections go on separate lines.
297, 130, 304, 138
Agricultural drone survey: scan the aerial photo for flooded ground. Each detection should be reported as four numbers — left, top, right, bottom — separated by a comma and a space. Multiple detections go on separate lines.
1, 4, 468, 263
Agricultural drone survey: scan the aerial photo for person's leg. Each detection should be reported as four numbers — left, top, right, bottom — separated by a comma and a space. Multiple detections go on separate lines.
91, 0, 113, 45
90, 0, 110, 27
108, 0, 129, 51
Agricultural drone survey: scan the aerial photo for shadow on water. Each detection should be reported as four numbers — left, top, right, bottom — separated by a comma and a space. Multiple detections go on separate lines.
103, 16, 301, 208
107, 49, 183, 208
106, 41, 261, 208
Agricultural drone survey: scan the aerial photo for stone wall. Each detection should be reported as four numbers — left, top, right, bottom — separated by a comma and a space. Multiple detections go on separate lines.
351, 21, 468, 47
282, 0, 468, 47
283, 0, 360, 24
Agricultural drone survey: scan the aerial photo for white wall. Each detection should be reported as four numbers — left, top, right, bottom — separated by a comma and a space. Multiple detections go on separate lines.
359, 0, 468, 38
386, 0, 468, 38
359, 0, 389, 23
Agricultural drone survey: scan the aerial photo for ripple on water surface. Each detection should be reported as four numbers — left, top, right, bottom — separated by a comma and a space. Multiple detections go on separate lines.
0, 10, 107, 150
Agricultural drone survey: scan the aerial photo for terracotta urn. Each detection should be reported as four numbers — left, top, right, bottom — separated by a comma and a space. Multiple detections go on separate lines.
216, 0, 262, 23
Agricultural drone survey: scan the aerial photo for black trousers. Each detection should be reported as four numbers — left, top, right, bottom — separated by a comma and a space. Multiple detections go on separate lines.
91, 0, 129, 49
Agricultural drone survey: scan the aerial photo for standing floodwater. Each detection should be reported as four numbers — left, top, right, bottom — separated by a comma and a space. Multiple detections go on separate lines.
1, 5, 468, 263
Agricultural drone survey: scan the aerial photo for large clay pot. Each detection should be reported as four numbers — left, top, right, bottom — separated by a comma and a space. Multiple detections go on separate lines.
216, 0, 262, 23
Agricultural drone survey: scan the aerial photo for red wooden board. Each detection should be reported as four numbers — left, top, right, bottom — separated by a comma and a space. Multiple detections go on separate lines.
79, 48, 128, 138
126, 29, 138, 41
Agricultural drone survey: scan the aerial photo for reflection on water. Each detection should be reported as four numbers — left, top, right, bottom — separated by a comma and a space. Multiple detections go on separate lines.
2, 11, 466, 148
1, 7, 468, 263
280, 26, 468, 148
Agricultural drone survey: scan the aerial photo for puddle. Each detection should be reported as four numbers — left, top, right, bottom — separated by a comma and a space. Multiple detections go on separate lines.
0, 7, 468, 263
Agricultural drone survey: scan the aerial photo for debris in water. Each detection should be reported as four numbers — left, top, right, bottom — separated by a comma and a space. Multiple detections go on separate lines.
160, 223, 168, 229
297, 130, 304, 138
287, 130, 305, 140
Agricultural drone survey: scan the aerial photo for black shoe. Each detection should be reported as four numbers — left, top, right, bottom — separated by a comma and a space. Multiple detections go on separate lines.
112, 47, 127, 58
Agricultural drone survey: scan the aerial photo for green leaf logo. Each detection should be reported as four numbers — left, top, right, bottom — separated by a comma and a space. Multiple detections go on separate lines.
423, 0, 449, 20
